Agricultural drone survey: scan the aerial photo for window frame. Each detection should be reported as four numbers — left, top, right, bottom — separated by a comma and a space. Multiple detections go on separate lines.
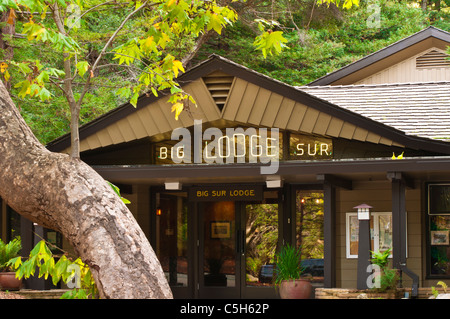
426, 183, 450, 278
346, 212, 399, 259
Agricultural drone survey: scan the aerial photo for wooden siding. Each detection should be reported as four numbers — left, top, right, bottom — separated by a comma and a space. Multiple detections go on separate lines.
355, 47, 450, 85
64, 78, 222, 154
336, 180, 423, 289
65, 76, 402, 154
222, 79, 400, 147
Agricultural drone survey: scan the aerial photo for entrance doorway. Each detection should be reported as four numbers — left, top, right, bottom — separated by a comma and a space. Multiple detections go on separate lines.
198, 192, 280, 299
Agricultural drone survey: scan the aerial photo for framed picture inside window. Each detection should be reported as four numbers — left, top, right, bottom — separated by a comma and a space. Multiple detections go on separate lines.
431, 230, 450, 245
210, 221, 231, 239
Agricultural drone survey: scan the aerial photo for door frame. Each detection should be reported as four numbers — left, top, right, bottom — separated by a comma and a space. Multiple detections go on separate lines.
195, 192, 283, 299
197, 201, 242, 299
150, 185, 284, 299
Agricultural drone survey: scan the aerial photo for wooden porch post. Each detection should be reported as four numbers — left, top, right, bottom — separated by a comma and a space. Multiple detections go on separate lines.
388, 172, 419, 297
318, 174, 352, 288
323, 182, 336, 288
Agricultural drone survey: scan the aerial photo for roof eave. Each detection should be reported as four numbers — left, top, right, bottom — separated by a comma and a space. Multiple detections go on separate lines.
46, 53, 450, 156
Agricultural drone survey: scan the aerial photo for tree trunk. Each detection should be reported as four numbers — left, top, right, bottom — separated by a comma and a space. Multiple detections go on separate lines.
421, 0, 428, 11
0, 81, 172, 299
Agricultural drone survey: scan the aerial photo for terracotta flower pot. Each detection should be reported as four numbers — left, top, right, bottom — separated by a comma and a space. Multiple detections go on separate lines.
279, 279, 312, 299
0, 272, 22, 291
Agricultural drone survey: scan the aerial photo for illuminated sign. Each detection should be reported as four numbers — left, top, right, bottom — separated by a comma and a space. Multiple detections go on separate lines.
154, 123, 333, 170
155, 120, 280, 174
289, 133, 333, 160
188, 185, 263, 202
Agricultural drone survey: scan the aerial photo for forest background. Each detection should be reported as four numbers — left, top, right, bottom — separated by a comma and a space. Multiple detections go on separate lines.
1, 0, 448, 145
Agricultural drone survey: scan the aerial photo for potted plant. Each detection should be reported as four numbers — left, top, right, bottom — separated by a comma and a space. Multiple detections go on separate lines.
274, 243, 312, 299
0, 237, 22, 291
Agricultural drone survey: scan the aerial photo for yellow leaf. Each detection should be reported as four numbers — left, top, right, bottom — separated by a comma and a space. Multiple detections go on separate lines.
0, 62, 7, 73
4, 70, 10, 82
167, 0, 176, 6
144, 36, 154, 48
171, 102, 184, 120
172, 60, 184, 77
158, 32, 171, 49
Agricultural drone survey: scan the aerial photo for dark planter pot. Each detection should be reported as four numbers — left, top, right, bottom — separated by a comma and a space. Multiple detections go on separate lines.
0, 272, 22, 291
279, 279, 312, 299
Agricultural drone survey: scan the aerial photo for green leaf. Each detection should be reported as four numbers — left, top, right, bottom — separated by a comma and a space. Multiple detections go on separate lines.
130, 91, 139, 107
116, 87, 131, 99
15, 80, 30, 98
107, 181, 131, 204
76, 61, 89, 77
36, 70, 49, 85
38, 87, 52, 101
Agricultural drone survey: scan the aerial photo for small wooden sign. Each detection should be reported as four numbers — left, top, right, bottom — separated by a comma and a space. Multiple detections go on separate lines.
189, 185, 263, 202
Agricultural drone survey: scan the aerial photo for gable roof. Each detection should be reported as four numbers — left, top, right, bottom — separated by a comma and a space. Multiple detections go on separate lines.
300, 82, 450, 141
308, 26, 450, 86
46, 54, 450, 155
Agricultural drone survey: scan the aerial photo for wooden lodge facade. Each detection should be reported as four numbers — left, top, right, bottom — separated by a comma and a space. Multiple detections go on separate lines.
3, 26, 450, 298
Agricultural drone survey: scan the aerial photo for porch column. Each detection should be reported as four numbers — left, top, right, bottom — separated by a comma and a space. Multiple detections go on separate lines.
318, 174, 352, 288
388, 172, 410, 269
323, 182, 336, 288
388, 172, 419, 296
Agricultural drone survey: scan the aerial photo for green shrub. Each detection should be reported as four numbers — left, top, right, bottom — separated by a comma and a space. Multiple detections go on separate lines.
0, 237, 22, 272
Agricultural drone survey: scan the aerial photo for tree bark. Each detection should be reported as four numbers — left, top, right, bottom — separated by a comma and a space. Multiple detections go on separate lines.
0, 81, 172, 299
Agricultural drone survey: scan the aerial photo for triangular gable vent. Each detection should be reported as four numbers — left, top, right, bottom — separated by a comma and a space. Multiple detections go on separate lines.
416, 49, 450, 68
202, 71, 234, 111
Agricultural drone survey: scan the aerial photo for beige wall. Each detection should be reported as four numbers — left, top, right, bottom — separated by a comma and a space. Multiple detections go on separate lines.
336, 180, 423, 288
355, 47, 450, 85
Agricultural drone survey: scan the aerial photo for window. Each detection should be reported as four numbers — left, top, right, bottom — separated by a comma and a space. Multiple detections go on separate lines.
427, 184, 450, 277
296, 190, 324, 280
346, 212, 393, 258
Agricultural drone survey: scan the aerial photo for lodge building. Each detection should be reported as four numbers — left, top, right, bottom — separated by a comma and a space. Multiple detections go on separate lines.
3, 26, 450, 298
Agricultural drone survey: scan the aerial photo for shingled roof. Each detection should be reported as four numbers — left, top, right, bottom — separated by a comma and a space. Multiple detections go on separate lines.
299, 81, 450, 141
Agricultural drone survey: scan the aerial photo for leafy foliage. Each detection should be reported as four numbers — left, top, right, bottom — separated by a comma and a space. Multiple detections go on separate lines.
7, 240, 98, 299
370, 248, 391, 269
432, 281, 448, 297
370, 248, 398, 292
193, 0, 446, 86
0, 0, 290, 149
0, 237, 22, 272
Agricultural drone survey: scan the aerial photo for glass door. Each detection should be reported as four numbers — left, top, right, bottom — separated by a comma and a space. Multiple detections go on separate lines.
242, 191, 279, 298
197, 191, 281, 299
198, 201, 241, 298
